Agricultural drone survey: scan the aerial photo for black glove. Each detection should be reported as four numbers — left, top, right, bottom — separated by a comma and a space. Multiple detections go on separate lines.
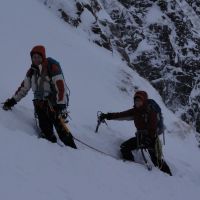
99, 113, 107, 121
54, 104, 68, 120
3, 98, 17, 111
59, 109, 68, 120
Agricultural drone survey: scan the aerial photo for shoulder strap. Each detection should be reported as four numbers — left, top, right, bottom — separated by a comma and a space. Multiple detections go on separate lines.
46, 57, 60, 77
46, 57, 70, 108
147, 99, 165, 143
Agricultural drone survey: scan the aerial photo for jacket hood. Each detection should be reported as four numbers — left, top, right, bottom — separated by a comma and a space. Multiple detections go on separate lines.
30, 45, 46, 61
134, 91, 148, 104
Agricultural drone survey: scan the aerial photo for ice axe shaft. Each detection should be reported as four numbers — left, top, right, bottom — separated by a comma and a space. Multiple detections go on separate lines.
95, 111, 108, 133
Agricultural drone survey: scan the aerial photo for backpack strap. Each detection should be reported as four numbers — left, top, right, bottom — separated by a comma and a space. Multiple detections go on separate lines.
46, 57, 70, 108
146, 99, 165, 145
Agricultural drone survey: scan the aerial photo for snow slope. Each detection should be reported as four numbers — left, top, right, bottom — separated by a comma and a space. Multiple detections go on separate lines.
0, 0, 200, 199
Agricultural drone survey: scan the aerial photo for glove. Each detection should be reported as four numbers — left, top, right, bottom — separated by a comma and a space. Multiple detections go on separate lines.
99, 113, 107, 121
59, 109, 68, 120
3, 98, 17, 111
54, 104, 68, 120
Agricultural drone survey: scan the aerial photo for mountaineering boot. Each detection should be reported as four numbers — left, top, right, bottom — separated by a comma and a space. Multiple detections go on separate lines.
60, 133, 77, 149
160, 160, 172, 176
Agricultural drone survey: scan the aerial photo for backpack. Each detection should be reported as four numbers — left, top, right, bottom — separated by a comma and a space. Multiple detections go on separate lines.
147, 99, 164, 136
46, 57, 70, 108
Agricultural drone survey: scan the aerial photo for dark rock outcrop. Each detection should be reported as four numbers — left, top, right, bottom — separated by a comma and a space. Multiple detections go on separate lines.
41, 0, 200, 133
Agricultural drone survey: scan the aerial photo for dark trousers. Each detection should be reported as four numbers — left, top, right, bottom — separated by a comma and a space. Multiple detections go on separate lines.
34, 100, 77, 149
120, 137, 172, 176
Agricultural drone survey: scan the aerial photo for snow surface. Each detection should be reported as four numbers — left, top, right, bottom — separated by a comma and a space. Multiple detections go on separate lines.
0, 0, 200, 199
145, 4, 164, 24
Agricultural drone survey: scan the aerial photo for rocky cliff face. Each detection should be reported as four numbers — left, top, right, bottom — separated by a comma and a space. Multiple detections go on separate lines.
41, 0, 200, 133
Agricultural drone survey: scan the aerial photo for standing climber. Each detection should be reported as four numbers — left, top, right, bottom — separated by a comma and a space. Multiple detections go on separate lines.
3, 45, 77, 149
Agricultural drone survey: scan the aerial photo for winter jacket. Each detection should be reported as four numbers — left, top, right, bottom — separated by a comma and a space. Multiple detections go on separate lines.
13, 46, 67, 106
105, 91, 158, 138
105, 107, 157, 139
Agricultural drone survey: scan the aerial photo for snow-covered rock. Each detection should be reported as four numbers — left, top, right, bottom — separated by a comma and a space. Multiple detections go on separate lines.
40, 0, 200, 134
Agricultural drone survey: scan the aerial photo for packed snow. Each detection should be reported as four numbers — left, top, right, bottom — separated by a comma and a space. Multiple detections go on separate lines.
0, 0, 200, 199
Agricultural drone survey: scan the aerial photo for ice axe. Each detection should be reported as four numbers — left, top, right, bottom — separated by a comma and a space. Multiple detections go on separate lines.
95, 111, 108, 133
